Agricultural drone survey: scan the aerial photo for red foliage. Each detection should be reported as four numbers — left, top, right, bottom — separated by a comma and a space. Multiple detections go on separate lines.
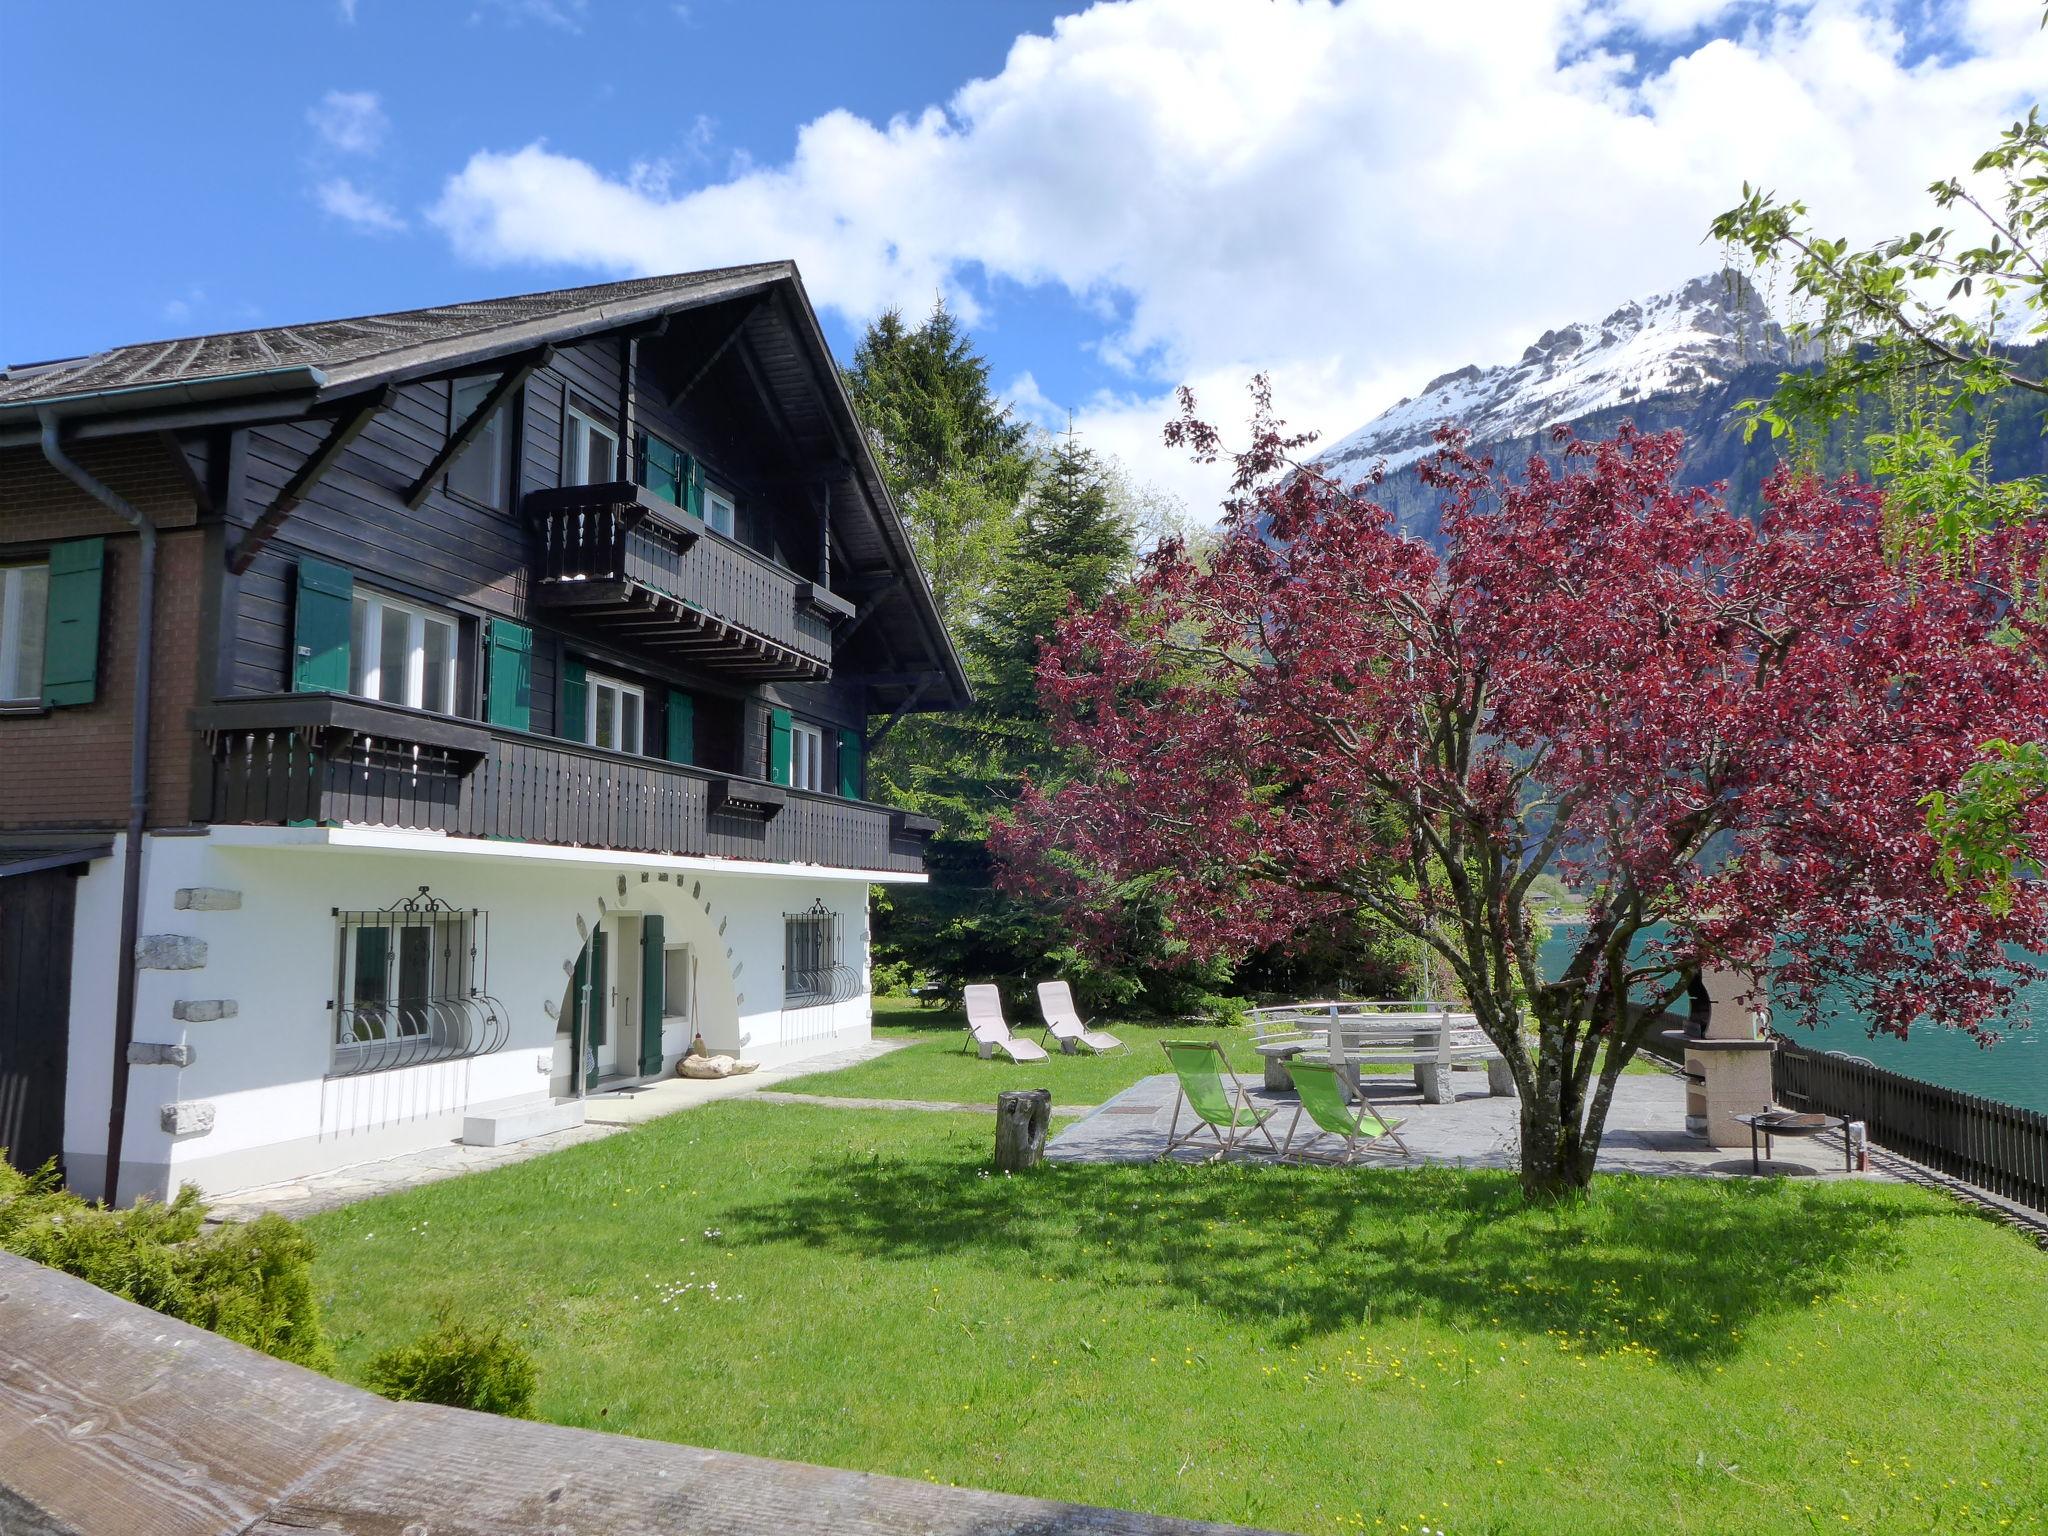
994, 392, 2048, 1048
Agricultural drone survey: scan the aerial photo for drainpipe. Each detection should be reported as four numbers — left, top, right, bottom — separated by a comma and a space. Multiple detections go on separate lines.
39, 412, 157, 1207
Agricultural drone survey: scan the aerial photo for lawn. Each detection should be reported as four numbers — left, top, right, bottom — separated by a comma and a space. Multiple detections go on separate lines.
307, 1100, 2047, 1536
774, 995, 1650, 1108
774, 994, 1270, 1106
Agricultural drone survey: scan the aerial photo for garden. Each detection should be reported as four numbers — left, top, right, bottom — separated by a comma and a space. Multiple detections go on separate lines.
304, 1091, 2047, 1536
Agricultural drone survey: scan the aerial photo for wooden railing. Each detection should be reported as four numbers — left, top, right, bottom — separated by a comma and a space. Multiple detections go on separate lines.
1774, 1039, 2048, 1213
0, 1251, 1271, 1536
194, 694, 932, 875
528, 483, 834, 671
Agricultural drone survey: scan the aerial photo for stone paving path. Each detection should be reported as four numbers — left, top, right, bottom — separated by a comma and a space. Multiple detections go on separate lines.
753, 1091, 1098, 1116
1048, 1067, 1893, 1182
203, 1036, 919, 1222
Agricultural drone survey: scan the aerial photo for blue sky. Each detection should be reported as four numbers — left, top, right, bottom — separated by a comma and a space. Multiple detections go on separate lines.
6, 1, 2041, 508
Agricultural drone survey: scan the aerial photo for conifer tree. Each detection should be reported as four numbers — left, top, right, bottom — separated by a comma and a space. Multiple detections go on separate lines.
973, 428, 1135, 726
842, 300, 1032, 628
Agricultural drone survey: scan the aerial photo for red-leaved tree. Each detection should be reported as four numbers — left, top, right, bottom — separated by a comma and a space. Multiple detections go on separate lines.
993, 386, 2048, 1197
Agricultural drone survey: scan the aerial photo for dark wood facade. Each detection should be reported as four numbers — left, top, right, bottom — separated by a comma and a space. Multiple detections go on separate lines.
0, 867, 77, 1173
0, 270, 962, 877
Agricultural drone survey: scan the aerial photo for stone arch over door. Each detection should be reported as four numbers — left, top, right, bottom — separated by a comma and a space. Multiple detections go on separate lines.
538, 871, 747, 1089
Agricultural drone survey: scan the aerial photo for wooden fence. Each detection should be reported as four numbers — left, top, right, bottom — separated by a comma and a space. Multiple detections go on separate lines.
0, 1252, 1277, 1536
1773, 1040, 2048, 1214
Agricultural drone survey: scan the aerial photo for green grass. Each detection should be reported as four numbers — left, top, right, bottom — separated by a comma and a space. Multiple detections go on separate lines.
777, 995, 1652, 1107
307, 1100, 2047, 1535
774, 995, 1269, 1106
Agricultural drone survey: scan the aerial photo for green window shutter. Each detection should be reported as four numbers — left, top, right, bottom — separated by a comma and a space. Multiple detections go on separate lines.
837, 727, 862, 799
767, 706, 792, 785
485, 619, 532, 730
291, 557, 353, 694
683, 453, 705, 519
639, 913, 666, 1077
665, 688, 694, 764
640, 433, 684, 506
569, 941, 590, 1086
40, 536, 105, 707
559, 657, 588, 742
587, 929, 609, 1092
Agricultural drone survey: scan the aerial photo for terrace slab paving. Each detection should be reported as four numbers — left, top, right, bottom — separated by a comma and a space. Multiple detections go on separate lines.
202, 1036, 918, 1221
1047, 1065, 1896, 1181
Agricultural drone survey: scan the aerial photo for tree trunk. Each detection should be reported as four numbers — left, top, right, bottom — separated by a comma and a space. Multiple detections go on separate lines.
1518, 1068, 1596, 1199
994, 1089, 1052, 1172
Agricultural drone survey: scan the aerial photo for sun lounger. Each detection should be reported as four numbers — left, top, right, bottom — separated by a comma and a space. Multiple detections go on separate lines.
1035, 980, 1124, 1054
962, 984, 1050, 1063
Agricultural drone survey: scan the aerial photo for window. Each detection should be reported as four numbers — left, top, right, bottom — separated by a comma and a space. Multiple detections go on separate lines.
349, 589, 457, 713
566, 405, 619, 486
0, 563, 48, 703
790, 720, 826, 792
447, 375, 508, 508
640, 432, 685, 506
704, 486, 736, 538
587, 672, 644, 755
662, 943, 695, 1022
338, 917, 470, 1047
784, 906, 838, 1004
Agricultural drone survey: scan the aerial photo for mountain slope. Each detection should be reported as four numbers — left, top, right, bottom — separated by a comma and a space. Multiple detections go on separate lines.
1320, 270, 1807, 484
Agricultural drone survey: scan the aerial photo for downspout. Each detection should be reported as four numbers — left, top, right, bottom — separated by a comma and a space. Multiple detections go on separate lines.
39, 412, 157, 1207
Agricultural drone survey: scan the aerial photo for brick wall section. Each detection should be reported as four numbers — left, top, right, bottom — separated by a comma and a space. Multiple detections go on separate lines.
1, 440, 203, 832
0, 440, 201, 540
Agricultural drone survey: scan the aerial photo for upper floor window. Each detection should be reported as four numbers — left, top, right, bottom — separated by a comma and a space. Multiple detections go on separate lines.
447, 375, 508, 509
704, 485, 736, 539
0, 563, 49, 704
790, 719, 826, 792
565, 405, 619, 486
588, 671, 644, 755
349, 588, 457, 714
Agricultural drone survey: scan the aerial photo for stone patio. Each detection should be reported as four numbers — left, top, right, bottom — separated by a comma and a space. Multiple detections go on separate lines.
202, 1036, 917, 1221
1047, 1064, 1893, 1181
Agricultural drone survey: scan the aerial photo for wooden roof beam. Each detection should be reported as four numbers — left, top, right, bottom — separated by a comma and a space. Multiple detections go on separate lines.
402, 347, 553, 510
667, 295, 768, 411
228, 385, 395, 574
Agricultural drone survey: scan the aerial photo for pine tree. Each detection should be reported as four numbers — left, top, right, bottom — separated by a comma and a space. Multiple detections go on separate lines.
972, 429, 1134, 726
842, 299, 1032, 627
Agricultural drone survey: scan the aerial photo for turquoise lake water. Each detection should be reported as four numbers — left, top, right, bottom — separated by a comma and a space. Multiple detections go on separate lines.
1537, 922, 2048, 1115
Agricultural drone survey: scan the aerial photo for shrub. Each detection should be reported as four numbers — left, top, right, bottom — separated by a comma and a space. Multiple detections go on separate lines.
366, 1310, 538, 1416
0, 1159, 334, 1371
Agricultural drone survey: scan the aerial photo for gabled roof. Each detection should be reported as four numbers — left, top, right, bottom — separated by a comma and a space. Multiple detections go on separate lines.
1, 262, 970, 710
0, 263, 792, 409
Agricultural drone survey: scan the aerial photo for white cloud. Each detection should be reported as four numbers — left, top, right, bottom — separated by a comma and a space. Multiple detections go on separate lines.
308, 89, 389, 156
336, 0, 358, 23
316, 178, 407, 234
472, 0, 588, 31
423, 0, 2047, 514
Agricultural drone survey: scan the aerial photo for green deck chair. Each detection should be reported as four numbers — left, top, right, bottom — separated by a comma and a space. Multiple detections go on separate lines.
1160, 1040, 1281, 1161
1280, 1058, 1411, 1164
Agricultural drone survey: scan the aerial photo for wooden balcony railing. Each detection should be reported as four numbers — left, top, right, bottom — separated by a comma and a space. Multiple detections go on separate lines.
193, 694, 933, 875
526, 483, 836, 681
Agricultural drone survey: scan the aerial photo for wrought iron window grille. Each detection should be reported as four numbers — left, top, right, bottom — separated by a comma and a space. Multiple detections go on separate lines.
783, 898, 858, 1006
329, 886, 510, 1076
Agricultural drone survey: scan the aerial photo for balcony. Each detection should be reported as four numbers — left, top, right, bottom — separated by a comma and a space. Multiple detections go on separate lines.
526, 483, 839, 681
193, 693, 934, 876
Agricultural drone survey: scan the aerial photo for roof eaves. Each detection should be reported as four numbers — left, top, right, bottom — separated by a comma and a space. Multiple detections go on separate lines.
775, 270, 973, 712
312, 267, 797, 402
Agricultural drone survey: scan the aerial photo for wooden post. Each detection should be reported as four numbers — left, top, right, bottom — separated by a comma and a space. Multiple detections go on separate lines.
995, 1088, 1052, 1172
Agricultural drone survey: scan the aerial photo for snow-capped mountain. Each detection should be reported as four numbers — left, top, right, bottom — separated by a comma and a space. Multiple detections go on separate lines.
1319, 270, 1809, 483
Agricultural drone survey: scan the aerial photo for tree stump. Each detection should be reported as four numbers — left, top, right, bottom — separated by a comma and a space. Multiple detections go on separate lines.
994, 1089, 1052, 1172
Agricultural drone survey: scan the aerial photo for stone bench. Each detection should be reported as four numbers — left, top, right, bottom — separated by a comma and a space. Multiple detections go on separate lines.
1251, 1005, 1516, 1104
